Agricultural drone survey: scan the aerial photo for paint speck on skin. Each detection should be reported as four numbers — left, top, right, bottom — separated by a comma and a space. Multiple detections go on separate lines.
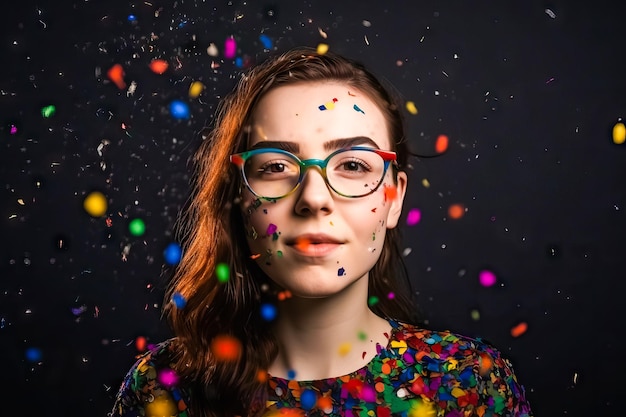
338, 267, 346, 276
353, 104, 365, 114
318, 98, 338, 111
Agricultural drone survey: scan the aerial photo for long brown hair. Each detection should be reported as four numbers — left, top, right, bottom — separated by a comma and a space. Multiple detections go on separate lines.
163, 46, 420, 416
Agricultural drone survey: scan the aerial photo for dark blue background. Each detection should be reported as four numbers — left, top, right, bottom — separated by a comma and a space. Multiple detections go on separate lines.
1, 0, 624, 415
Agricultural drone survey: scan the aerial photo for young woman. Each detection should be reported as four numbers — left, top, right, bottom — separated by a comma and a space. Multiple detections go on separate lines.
110, 47, 533, 417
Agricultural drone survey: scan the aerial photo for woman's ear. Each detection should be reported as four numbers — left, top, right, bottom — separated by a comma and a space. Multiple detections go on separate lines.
385, 171, 408, 229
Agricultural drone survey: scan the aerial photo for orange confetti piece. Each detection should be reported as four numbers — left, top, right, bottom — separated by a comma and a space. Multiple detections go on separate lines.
250, 253, 261, 260
149, 59, 169, 74
210, 334, 242, 362
510, 321, 528, 338
383, 184, 397, 201
294, 237, 311, 251
448, 204, 465, 219
435, 134, 449, 153
479, 352, 493, 375
107, 63, 126, 89
256, 369, 268, 382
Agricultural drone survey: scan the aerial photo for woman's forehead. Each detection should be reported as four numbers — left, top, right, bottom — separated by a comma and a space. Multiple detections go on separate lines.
247, 81, 391, 150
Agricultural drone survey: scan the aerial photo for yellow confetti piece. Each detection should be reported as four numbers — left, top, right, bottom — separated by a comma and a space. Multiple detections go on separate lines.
405, 101, 418, 115
390, 340, 407, 354
421, 178, 430, 188
451, 387, 466, 398
317, 43, 329, 55
407, 398, 437, 417
338, 342, 351, 356
613, 122, 625, 144
189, 81, 204, 98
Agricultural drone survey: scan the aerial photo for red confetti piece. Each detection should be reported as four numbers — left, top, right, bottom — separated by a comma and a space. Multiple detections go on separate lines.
149, 59, 169, 74
448, 203, 464, 219
383, 185, 397, 201
210, 334, 242, 362
510, 321, 528, 338
135, 336, 147, 352
435, 134, 449, 153
107, 63, 126, 89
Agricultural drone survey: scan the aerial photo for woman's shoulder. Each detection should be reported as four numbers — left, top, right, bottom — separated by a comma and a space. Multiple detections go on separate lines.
384, 320, 533, 415
109, 338, 191, 417
389, 319, 504, 358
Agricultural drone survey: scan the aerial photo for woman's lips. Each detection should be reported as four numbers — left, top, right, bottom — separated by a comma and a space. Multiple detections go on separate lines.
287, 235, 343, 257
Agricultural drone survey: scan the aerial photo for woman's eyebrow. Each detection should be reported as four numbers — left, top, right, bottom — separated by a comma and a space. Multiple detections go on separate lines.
249, 141, 300, 153
323, 136, 380, 151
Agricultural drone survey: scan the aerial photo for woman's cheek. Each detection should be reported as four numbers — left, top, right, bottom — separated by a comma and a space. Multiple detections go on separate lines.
242, 198, 283, 265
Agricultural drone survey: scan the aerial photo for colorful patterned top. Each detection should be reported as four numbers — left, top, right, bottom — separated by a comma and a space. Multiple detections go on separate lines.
110, 320, 533, 416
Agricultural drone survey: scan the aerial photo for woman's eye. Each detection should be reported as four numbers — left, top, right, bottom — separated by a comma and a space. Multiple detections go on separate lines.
339, 159, 370, 172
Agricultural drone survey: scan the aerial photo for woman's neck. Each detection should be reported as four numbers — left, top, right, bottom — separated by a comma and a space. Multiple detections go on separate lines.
268, 277, 392, 381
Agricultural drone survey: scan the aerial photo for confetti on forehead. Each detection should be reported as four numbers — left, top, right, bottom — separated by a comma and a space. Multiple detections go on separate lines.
318, 97, 338, 111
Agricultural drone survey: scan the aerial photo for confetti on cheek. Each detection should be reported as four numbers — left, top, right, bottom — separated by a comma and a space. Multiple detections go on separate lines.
224, 36, 237, 58
318, 97, 338, 110
383, 184, 397, 201
337, 267, 346, 276
510, 321, 528, 337
478, 270, 497, 287
149, 59, 169, 74
266, 223, 277, 235
613, 121, 626, 144
353, 104, 365, 114
210, 335, 242, 362
406, 208, 421, 225
107, 63, 126, 89
447, 203, 465, 219
435, 134, 449, 153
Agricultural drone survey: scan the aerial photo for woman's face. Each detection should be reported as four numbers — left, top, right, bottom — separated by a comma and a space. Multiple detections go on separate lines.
239, 81, 407, 298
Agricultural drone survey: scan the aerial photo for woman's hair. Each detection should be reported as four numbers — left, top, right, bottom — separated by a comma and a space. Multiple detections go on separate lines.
162, 46, 420, 416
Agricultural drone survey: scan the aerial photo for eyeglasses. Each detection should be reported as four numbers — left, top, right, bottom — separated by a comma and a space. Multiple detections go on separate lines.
230, 146, 397, 200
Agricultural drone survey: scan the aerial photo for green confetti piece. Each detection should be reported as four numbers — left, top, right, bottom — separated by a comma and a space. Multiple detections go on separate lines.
357, 330, 367, 341
128, 218, 146, 236
41, 105, 56, 118
368, 295, 379, 306
216, 262, 230, 283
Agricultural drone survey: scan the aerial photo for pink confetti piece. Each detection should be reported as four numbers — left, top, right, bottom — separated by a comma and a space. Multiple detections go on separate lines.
266, 223, 277, 235
406, 208, 421, 225
224, 37, 236, 59
478, 270, 497, 287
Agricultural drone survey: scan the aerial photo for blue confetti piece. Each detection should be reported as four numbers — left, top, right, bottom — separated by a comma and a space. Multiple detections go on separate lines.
259, 34, 273, 49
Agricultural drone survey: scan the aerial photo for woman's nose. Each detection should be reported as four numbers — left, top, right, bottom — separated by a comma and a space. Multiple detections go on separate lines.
293, 167, 335, 215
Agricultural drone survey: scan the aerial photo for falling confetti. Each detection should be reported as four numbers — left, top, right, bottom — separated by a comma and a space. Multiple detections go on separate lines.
510, 321, 528, 337
25, 347, 42, 362
383, 184, 397, 201
613, 121, 625, 144
447, 204, 465, 219
169, 100, 190, 119
171, 292, 187, 309
163, 242, 183, 265
128, 218, 146, 236
83, 191, 107, 217
259, 33, 273, 49
316, 43, 329, 54
135, 336, 147, 352
107, 63, 126, 89
435, 134, 449, 153
224, 36, 237, 58
260, 303, 277, 321
406, 208, 421, 225
478, 270, 497, 287
188, 81, 204, 98
41, 105, 56, 118
215, 262, 230, 283
149, 59, 169, 74
405, 101, 418, 115
210, 334, 242, 361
